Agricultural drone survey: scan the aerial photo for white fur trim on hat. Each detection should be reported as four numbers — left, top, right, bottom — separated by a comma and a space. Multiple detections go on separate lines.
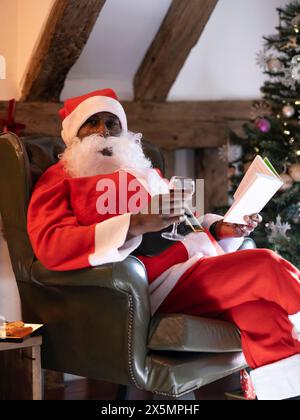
61, 96, 128, 145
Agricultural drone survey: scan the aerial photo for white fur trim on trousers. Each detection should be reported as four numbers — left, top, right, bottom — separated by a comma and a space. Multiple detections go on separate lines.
250, 355, 300, 400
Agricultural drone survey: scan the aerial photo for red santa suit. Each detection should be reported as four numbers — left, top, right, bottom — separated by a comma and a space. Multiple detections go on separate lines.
27, 89, 300, 400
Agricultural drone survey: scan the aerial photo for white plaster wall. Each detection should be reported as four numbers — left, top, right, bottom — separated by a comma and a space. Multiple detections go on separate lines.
61, 0, 173, 100
169, 0, 288, 101
0, 0, 18, 100
17, 0, 55, 89
0, 0, 55, 100
63, 0, 291, 101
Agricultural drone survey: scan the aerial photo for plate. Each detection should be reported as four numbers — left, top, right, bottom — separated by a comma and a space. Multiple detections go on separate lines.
0, 323, 44, 343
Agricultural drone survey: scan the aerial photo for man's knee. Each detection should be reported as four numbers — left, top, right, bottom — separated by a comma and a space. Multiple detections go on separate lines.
229, 301, 283, 330
253, 248, 279, 264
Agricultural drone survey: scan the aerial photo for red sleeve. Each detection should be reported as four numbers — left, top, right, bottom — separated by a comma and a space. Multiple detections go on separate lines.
27, 165, 143, 271
27, 167, 97, 271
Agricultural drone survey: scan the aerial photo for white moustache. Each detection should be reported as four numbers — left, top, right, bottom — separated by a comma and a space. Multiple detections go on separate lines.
60, 132, 152, 178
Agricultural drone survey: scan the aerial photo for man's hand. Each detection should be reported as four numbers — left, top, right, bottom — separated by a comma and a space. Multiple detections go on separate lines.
127, 192, 188, 239
214, 214, 263, 240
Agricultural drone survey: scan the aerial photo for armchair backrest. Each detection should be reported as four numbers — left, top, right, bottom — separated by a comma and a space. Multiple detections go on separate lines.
0, 132, 165, 282
0, 132, 34, 282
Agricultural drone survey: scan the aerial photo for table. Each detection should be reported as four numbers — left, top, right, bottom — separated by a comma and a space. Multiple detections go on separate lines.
0, 336, 42, 400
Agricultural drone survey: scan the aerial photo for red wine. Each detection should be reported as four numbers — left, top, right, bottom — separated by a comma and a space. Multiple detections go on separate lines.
184, 207, 205, 233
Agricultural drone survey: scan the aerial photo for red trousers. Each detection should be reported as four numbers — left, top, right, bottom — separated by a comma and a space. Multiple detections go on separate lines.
156, 248, 300, 369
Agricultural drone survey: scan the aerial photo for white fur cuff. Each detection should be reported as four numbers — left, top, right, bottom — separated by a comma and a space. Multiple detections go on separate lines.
250, 355, 300, 400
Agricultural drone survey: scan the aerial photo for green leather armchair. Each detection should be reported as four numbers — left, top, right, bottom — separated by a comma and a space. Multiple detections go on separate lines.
0, 132, 255, 398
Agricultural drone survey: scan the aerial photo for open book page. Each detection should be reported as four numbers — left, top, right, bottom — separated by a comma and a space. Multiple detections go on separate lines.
224, 156, 283, 225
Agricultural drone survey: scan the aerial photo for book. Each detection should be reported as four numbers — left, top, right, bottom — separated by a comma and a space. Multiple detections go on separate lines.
223, 156, 284, 225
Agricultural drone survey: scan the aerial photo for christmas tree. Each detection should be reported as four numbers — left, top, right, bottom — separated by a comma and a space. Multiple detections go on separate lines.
222, 0, 300, 267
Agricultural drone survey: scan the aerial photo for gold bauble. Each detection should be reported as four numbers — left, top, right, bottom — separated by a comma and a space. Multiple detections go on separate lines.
289, 164, 300, 182
282, 104, 296, 118
267, 58, 283, 74
279, 173, 294, 191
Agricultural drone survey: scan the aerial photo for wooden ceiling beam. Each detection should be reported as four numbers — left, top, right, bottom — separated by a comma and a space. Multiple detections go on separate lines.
0, 100, 251, 150
20, 0, 106, 102
134, 0, 219, 101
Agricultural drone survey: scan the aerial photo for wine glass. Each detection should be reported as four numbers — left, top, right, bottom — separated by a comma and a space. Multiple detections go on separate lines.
161, 176, 195, 241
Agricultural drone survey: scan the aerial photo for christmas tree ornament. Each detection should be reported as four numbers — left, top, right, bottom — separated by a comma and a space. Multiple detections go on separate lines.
256, 49, 272, 70
292, 203, 300, 224
282, 104, 296, 118
267, 215, 291, 243
281, 36, 298, 50
288, 163, 300, 182
218, 144, 243, 163
279, 68, 297, 90
292, 14, 300, 30
291, 55, 300, 81
250, 101, 272, 121
267, 58, 283, 74
279, 173, 294, 191
255, 118, 271, 133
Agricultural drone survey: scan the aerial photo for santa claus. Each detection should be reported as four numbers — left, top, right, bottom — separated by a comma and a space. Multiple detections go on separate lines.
27, 89, 300, 400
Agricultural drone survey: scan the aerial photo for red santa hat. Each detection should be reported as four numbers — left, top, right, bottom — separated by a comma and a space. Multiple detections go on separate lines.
59, 88, 128, 145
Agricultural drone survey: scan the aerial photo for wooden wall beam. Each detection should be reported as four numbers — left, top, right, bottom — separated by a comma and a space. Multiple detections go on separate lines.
196, 148, 229, 212
0, 100, 251, 150
20, 0, 106, 102
134, 0, 219, 101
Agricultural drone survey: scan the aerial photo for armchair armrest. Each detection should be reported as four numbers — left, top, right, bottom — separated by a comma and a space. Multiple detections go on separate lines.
29, 256, 151, 388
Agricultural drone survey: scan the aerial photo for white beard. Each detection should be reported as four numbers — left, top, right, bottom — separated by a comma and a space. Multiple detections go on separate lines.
59, 132, 153, 178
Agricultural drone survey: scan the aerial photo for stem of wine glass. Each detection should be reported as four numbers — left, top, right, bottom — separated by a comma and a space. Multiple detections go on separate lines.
171, 223, 177, 235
